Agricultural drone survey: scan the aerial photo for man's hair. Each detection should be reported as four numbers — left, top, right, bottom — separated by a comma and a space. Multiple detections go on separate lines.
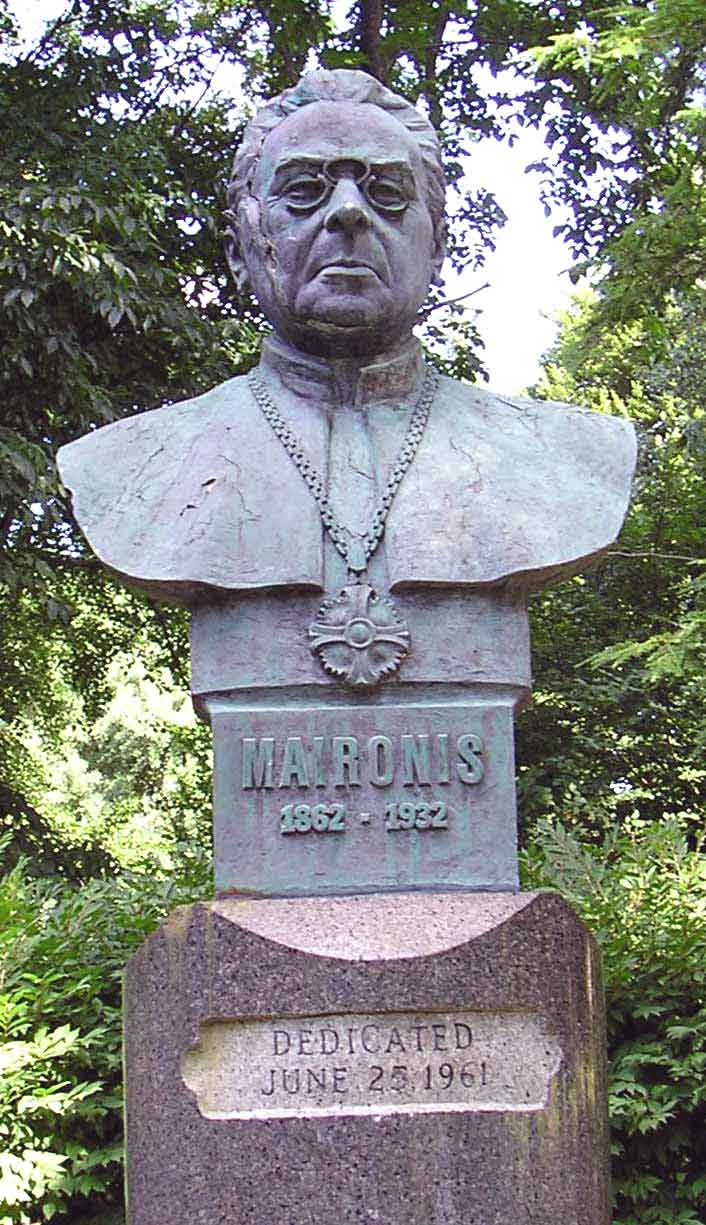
225, 69, 446, 264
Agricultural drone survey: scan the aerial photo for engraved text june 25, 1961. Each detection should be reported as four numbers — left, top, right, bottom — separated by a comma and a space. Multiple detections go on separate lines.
181, 1008, 563, 1121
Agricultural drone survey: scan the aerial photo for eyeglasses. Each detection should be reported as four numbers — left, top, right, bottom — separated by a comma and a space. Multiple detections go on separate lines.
280, 158, 412, 216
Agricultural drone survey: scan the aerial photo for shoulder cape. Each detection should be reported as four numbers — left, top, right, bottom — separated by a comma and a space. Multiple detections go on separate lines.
57, 373, 637, 604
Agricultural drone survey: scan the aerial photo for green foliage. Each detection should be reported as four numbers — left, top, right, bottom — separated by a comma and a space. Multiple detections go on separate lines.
589, 569, 706, 685
0, 0, 266, 858
523, 0, 706, 326
516, 285, 706, 841
516, 253, 706, 1224
524, 816, 706, 1225
37, 656, 213, 870
0, 564, 212, 878
0, 848, 209, 1225
423, 305, 486, 383
4, 820, 705, 1225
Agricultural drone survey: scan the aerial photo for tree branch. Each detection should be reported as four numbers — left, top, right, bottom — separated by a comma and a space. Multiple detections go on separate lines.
358, 0, 384, 82
606, 550, 706, 565
423, 7, 451, 129
20, 0, 81, 66
419, 282, 489, 317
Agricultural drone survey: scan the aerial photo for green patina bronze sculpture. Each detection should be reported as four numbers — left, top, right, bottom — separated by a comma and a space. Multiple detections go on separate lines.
58, 69, 635, 896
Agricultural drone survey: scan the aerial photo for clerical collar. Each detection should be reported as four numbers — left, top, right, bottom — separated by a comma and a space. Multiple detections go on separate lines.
259, 334, 425, 408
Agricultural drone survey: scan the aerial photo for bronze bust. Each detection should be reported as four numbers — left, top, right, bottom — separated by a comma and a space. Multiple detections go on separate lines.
57, 69, 635, 896
58, 69, 634, 675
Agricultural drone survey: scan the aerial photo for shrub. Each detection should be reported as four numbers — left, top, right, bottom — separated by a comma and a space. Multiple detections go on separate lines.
524, 816, 706, 1225
4, 818, 704, 1224
0, 848, 209, 1225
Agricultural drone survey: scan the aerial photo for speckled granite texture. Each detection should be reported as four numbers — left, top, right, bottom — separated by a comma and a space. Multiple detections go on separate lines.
124, 891, 610, 1224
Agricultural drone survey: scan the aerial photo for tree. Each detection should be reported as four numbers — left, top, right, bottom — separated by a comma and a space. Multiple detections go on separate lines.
0, 0, 260, 853
524, 0, 706, 325
2, 0, 704, 872
516, 285, 706, 843
515, 279, 706, 1224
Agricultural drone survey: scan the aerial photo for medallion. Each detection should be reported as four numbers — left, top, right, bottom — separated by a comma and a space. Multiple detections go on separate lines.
308, 583, 410, 687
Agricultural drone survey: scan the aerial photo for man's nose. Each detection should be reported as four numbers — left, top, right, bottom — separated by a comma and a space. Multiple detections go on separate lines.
324, 180, 373, 233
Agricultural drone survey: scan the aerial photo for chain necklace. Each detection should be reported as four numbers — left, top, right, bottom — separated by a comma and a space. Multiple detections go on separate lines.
248, 364, 439, 688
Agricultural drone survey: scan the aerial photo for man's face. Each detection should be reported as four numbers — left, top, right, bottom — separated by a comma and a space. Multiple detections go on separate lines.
238, 101, 441, 356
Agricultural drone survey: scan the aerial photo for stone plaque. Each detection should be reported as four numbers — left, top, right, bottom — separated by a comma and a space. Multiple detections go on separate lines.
126, 892, 610, 1225
207, 698, 518, 896
181, 1008, 562, 1120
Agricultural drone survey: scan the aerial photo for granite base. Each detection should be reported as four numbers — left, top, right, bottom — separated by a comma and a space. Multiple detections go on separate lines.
124, 891, 610, 1224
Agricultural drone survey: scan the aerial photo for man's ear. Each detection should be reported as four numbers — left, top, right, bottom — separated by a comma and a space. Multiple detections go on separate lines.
224, 211, 250, 293
225, 196, 263, 293
431, 225, 446, 287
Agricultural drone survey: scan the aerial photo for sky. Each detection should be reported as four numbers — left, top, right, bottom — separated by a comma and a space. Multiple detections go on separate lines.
447, 130, 573, 393
11, 0, 574, 393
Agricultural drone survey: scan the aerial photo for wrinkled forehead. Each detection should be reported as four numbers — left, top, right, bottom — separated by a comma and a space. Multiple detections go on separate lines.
252, 100, 423, 193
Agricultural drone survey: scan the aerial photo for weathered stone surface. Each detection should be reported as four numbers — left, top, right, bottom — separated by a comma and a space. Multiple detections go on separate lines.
189, 587, 532, 697
124, 892, 610, 1225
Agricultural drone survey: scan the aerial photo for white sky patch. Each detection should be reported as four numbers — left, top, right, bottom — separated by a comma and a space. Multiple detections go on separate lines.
447, 126, 574, 394
7, 0, 66, 48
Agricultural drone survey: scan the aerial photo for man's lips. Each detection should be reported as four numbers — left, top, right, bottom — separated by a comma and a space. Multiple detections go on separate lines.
314, 259, 384, 280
